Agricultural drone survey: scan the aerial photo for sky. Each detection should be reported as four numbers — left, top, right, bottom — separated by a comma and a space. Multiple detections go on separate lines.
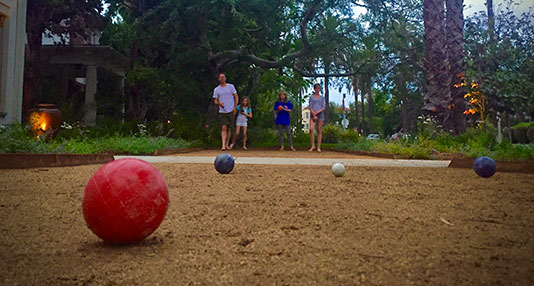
322, 0, 534, 106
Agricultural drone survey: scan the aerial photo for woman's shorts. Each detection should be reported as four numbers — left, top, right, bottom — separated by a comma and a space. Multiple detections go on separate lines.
312, 111, 325, 122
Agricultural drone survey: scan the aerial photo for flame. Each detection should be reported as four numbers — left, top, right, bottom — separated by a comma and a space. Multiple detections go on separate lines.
29, 112, 52, 137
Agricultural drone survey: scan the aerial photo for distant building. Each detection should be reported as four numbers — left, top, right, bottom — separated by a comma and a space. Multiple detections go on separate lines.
41, 20, 101, 45
38, 24, 129, 125
0, 0, 26, 125
302, 107, 310, 132
1, 4, 128, 126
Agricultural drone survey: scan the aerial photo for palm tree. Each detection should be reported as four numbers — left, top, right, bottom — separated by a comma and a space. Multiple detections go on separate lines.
446, 0, 467, 134
423, 0, 453, 131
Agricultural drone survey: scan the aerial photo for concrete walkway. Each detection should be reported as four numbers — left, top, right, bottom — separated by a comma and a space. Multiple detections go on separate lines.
115, 155, 451, 168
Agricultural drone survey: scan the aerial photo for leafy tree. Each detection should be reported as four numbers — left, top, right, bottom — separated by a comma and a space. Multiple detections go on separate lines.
463, 1, 534, 124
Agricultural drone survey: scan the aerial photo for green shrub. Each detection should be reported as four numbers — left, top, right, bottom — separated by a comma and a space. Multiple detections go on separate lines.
0, 123, 190, 155
336, 139, 374, 151
492, 141, 534, 160
292, 131, 310, 145
513, 126, 529, 144
335, 124, 533, 161
512, 122, 534, 143
432, 132, 460, 152
339, 129, 362, 143
247, 128, 279, 147
527, 126, 534, 143
0, 124, 52, 153
372, 141, 431, 159
48, 136, 190, 154
512, 122, 534, 128
321, 124, 343, 143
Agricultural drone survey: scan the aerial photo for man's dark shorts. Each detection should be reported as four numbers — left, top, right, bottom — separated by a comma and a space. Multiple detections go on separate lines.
218, 112, 235, 127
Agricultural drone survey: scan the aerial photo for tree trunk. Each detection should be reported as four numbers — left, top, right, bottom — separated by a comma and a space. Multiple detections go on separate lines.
401, 98, 409, 132
360, 76, 366, 134
423, 0, 453, 131
352, 77, 359, 132
365, 75, 374, 133
446, 0, 467, 134
397, 75, 409, 132
487, 0, 496, 43
324, 63, 330, 123
297, 87, 303, 131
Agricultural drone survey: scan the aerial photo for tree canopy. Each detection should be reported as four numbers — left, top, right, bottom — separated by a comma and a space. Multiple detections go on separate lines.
25, 0, 534, 140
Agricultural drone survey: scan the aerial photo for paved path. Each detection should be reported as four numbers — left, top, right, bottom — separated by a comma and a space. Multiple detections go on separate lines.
115, 155, 451, 168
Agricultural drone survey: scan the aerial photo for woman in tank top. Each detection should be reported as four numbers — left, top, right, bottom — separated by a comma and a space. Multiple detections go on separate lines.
307, 83, 326, 152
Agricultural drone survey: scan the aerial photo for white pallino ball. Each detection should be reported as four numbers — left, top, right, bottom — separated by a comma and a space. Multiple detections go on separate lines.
331, 163, 345, 177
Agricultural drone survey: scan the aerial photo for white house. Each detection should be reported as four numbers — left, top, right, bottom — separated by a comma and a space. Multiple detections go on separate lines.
302, 107, 310, 132
0, 1, 128, 126
0, 0, 26, 125
39, 25, 128, 125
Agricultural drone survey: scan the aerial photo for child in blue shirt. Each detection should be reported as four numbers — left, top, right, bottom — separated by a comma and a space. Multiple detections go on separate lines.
230, 97, 252, 150
274, 91, 296, 151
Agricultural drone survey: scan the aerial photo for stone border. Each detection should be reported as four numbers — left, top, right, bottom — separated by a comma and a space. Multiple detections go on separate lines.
329, 148, 399, 159
448, 157, 534, 174
0, 153, 114, 169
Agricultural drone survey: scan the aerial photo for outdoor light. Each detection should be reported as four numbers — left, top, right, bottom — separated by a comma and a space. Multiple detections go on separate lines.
28, 104, 62, 139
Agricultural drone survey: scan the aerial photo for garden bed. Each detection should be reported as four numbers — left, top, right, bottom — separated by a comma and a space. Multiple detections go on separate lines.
0, 153, 114, 169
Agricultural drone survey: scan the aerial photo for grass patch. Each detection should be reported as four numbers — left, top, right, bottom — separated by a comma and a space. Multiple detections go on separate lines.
49, 136, 190, 154
2, 123, 533, 160
0, 124, 190, 155
334, 126, 534, 160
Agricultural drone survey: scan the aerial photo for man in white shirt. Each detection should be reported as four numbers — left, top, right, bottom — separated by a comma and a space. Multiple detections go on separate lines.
213, 73, 238, 150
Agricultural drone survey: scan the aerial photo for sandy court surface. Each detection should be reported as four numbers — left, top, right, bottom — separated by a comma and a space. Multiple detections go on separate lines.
1, 163, 533, 285
175, 148, 380, 159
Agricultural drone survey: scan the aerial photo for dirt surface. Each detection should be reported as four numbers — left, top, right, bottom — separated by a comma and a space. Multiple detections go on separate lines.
177, 149, 381, 159
1, 161, 533, 285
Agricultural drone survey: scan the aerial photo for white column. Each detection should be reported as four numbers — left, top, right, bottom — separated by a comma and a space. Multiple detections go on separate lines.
0, 20, 5, 118
0, 4, 15, 123
0, 0, 26, 124
11, 0, 26, 122
84, 65, 97, 126
497, 112, 502, 143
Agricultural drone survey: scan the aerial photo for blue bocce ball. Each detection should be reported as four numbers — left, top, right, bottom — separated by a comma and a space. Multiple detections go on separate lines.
473, 156, 496, 178
214, 153, 235, 174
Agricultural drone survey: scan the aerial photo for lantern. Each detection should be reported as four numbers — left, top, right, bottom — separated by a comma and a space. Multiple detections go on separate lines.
28, 104, 62, 139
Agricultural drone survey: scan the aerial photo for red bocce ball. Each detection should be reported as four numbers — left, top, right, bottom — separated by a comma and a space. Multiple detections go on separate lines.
83, 158, 169, 244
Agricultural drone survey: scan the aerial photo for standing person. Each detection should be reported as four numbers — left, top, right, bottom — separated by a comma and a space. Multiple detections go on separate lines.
230, 97, 252, 150
274, 91, 296, 151
213, 73, 238, 151
308, 83, 326, 152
